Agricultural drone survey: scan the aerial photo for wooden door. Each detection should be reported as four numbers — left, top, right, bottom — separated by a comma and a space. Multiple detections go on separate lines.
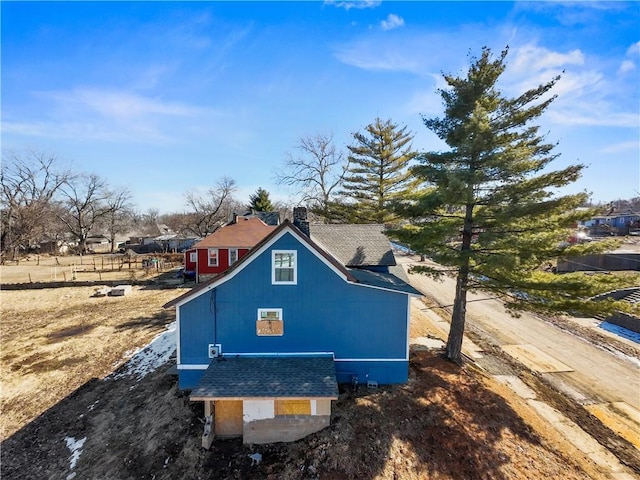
214, 400, 243, 437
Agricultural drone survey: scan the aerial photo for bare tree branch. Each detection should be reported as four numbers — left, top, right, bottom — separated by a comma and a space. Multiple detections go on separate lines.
276, 134, 349, 217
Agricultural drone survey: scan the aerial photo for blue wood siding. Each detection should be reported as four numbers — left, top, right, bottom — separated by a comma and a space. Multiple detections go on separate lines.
178, 232, 409, 387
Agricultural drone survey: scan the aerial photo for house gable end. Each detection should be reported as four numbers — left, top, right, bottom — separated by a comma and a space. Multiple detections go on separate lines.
164, 222, 353, 309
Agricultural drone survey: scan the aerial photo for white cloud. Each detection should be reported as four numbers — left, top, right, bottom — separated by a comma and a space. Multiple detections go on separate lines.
618, 60, 636, 75
381, 14, 405, 31
324, 0, 381, 10
334, 39, 422, 73
509, 44, 584, 75
600, 141, 639, 154
628, 41, 640, 56
3, 87, 226, 144
547, 107, 638, 128
44, 88, 203, 120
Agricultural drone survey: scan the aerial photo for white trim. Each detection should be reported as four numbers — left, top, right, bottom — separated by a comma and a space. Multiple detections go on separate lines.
176, 308, 181, 366
171, 226, 420, 308
406, 296, 411, 360
272, 250, 297, 285
220, 353, 407, 362
228, 248, 238, 265
257, 308, 283, 320
334, 358, 408, 362
350, 280, 422, 297
223, 351, 334, 358
189, 251, 197, 263
177, 364, 209, 370
311, 399, 317, 416
171, 226, 350, 308
257, 308, 284, 336
207, 247, 219, 267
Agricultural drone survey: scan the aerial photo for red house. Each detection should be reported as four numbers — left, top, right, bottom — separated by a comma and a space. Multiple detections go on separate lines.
184, 217, 276, 282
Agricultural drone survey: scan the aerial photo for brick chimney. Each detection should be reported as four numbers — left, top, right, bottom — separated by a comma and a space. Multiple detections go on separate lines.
293, 207, 310, 237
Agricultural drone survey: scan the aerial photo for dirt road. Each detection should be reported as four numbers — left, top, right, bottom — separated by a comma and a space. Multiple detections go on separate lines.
398, 256, 640, 412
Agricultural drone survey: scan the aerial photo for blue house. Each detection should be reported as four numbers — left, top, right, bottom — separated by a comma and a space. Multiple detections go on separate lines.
163, 208, 421, 444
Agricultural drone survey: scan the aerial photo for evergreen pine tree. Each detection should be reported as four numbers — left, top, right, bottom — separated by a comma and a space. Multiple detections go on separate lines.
393, 47, 638, 363
341, 118, 418, 224
248, 187, 274, 212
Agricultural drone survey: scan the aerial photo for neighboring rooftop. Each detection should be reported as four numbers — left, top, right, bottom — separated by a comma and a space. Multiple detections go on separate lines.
310, 224, 396, 267
233, 210, 281, 226
193, 217, 276, 249
190, 356, 339, 400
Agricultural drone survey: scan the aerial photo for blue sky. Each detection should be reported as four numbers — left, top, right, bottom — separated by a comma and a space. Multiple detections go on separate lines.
2, 1, 639, 214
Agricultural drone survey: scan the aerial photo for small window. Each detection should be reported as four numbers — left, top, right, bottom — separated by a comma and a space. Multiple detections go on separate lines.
208, 248, 218, 267
189, 251, 197, 263
229, 248, 238, 265
272, 250, 296, 285
256, 308, 283, 336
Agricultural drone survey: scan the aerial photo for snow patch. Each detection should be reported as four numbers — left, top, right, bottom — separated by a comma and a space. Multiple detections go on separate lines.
65, 435, 86, 477
109, 321, 176, 380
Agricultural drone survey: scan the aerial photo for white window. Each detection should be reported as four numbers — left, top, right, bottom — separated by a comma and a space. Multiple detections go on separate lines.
229, 248, 238, 265
272, 250, 296, 285
189, 251, 197, 263
208, 248, 218, 267
256, 308, 283, 336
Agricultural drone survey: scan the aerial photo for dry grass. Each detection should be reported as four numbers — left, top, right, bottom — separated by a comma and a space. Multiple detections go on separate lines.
0, 268, 628, 479
0, 285, 189, 440
0, 253, 181, 284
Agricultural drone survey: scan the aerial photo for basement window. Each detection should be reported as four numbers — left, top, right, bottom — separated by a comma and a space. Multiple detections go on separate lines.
272, 250, 296, 285
256, 308, 283, 336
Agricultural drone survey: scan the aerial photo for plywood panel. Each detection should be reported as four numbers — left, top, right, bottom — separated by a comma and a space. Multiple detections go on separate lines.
315, 399, 332, 416
214, 400, 243, 437
275, 399, 311, 416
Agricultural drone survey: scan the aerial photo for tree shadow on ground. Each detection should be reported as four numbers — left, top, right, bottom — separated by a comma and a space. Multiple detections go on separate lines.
0, 364, 198, 480
115, 309, 174, 331
1, 351, 593, 480
270, 350, 579, 480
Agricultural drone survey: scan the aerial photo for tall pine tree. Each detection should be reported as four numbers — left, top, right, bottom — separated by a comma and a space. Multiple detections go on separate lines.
393, 47, 637, 363
340, 118, 418, 224
248, 187, 274, 212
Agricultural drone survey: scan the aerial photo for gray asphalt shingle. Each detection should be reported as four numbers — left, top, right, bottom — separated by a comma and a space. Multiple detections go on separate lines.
348, 268, 422, 296
310, 224, 396, 267
191, 356, 339, 399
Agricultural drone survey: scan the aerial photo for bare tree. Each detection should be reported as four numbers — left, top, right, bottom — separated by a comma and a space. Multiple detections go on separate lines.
184, 177, 238, 236
0, 152, 71, 261
58, 174, 113, 254
276, 134, 349, 219
101, 187, 135, 252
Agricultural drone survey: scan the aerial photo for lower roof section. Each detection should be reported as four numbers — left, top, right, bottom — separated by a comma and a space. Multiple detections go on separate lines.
190, 355, 339, 401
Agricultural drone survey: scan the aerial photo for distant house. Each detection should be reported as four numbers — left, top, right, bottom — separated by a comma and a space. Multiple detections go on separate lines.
183, 217, 277, 282
583, 209, 640, 236
85, 235, 111, 253
163, 207, 421, 444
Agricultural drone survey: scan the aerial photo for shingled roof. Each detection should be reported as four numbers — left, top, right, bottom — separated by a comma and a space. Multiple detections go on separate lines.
309, 224, 396, 267
190, 356, 339, 400
193, 217, 276, 249
347, 267, 421, 296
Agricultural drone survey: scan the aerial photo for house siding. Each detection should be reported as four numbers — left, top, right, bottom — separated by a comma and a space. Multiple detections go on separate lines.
184, 248, 250, 277
177, 232, 409, 388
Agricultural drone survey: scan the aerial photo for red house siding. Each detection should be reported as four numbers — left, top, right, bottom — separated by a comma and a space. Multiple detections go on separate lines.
184, 248, 250, 277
